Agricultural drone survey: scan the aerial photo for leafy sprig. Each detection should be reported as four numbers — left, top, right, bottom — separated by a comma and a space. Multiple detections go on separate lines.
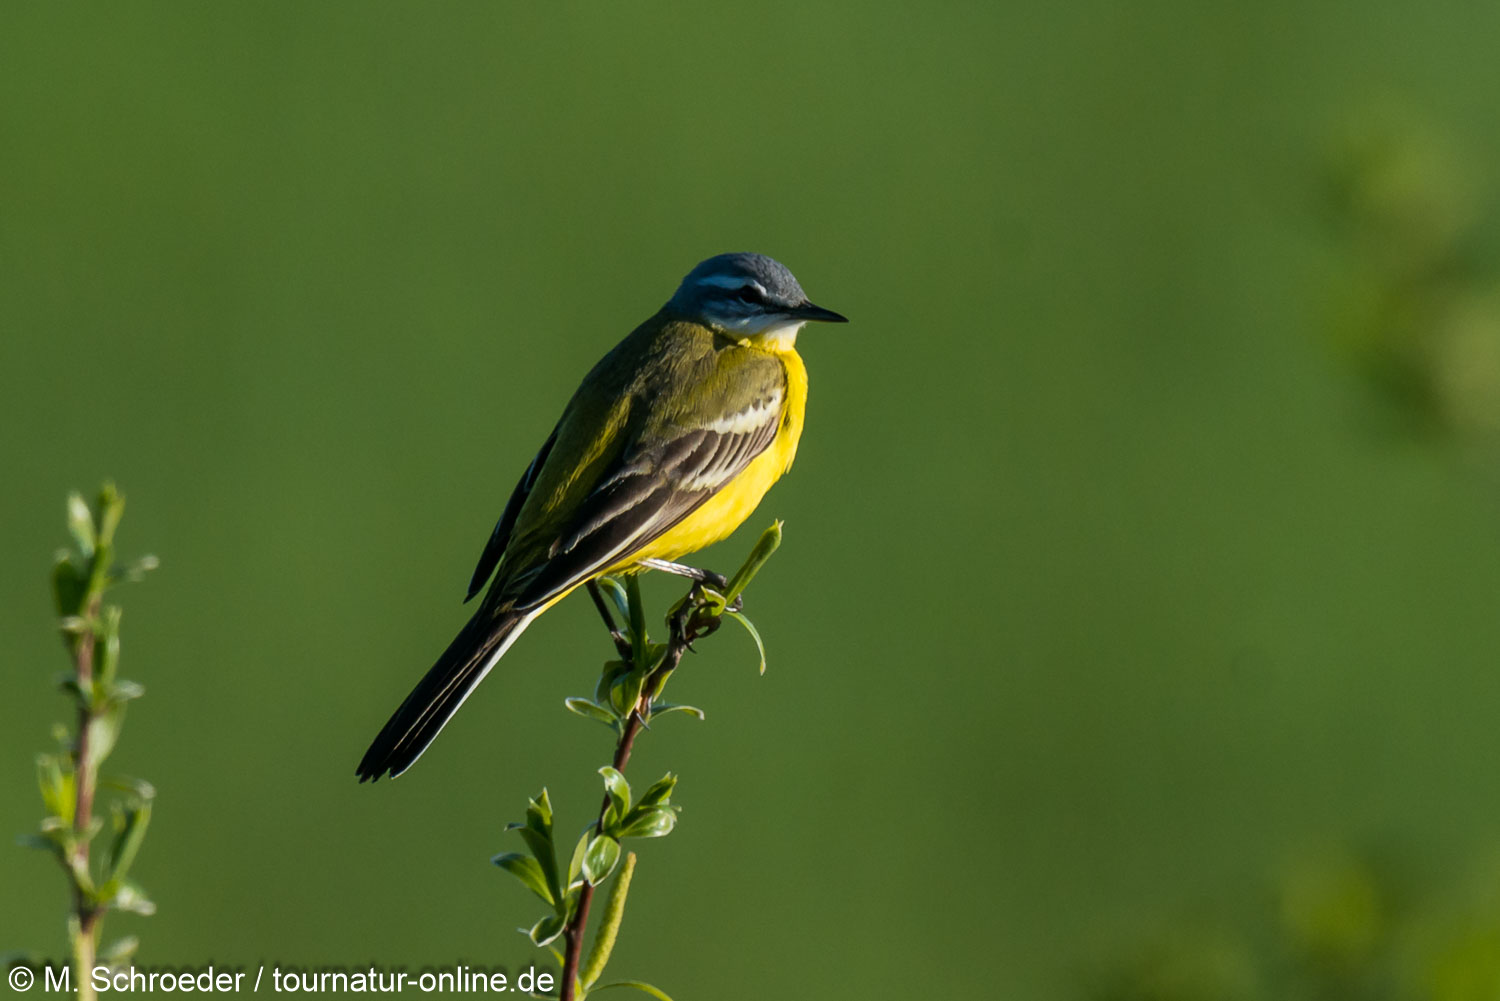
24, 484, 157, 1000
494, 523, 782, 1000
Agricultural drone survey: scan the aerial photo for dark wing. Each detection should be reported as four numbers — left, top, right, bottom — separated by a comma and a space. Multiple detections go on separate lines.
503, 386, 785, 612
465, 427, 558, 602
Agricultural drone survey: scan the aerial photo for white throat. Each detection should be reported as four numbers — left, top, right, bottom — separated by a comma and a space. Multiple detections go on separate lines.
739, 319, 804, 351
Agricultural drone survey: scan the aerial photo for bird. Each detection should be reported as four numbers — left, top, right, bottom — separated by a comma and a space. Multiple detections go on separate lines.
357, 253, 847, 781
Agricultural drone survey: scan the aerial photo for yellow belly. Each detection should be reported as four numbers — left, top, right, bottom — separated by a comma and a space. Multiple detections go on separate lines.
614, 345, 806, 569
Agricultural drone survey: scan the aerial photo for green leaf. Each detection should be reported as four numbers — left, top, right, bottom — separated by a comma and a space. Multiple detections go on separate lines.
517, 828, 561, 904
100, 936, 140, 966
616, 807, 677, 840
582, 834, 621, 885
596, 576, 631, 623
67, 493, 96, 557
86, 702, 127, 768
513, 790, 561, 902
69, 825, 101, 894
592, 980, 676, 1001
565, 697, 620, 730
52, 555, 88, 618
96, 606, 122, 687
529, 913, 566, 947
36, 754, 75, 825
492, 852, 556, 907
119, 555, 159, 583
724, 610, 768, 674
100, 775, 156, 800
614, 668, 645, 720
106, 680, 146, 705
526, 789, 554, 833
57, 617, 90, 640
567, 828, 591, 890
647, 703, 705, 723
723, 521, 782, 604
599, 767, 631, 829
596, 660, 631, 706
21, 824, 72, 866
626, 575, 648, 661
699, 587, 728, 617
58, 676, 89, 709
109, 880, 155, 916
105, 797, 151, 887
635, 773, 676, 809
564, 883, 582, 924
96, 482, 124, 550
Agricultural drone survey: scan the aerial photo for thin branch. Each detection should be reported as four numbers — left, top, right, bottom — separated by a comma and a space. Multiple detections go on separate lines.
549, 525, 780, 998
585, 580, 632, 660
558, 605, 700, 1001
72, 594, 103, 1001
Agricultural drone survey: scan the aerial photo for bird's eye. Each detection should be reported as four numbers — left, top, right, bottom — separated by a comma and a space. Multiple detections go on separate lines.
735, 286, 764, 304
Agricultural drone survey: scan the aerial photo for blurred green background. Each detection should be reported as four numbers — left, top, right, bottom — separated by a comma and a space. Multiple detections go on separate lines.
5, 3, 1500, 999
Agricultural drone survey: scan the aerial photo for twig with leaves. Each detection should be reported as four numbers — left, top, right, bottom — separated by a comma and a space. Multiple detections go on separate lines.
27, 484, 158, 1000
494, 522, 782, 1001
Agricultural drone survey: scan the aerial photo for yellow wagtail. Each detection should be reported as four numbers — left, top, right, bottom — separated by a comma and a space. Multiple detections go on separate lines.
357, 253, 847, 780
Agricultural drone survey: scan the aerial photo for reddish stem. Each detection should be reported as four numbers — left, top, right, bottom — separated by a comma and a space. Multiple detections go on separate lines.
72, 595, 103, 995
558, 639, 690, 1000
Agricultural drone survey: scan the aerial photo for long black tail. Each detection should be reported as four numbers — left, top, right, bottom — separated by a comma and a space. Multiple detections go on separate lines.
357, 606, 535, 781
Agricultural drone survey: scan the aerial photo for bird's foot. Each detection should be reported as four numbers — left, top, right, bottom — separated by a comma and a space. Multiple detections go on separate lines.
668, 581, 730, 650
640, 557, 730, 592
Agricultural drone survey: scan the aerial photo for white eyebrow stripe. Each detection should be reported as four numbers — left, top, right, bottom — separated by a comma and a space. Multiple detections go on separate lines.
696, 274, 766, 293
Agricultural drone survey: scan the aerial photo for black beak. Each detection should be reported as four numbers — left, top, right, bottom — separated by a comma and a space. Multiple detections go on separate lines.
792, 301, 849, 324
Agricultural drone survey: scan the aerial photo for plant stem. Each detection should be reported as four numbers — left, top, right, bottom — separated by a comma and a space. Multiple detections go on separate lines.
559, 631, 693, 1001
72, 594, 102, 1001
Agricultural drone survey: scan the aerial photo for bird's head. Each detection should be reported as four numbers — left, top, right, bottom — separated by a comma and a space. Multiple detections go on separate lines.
666, 253, 848, 344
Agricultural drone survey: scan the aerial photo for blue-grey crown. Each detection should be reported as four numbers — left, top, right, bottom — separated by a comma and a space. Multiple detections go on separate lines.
664, 252, 847, 331
668, 253, 806, 311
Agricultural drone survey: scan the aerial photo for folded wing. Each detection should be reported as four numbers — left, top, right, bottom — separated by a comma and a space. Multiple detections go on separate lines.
503, 380, 786, 611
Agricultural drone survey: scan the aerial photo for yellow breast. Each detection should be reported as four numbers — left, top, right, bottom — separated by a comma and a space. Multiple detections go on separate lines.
622, 345, 807, 567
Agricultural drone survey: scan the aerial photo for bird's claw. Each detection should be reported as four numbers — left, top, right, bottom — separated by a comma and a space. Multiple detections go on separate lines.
668, 589, 696, 649
668, 580, 733, 649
